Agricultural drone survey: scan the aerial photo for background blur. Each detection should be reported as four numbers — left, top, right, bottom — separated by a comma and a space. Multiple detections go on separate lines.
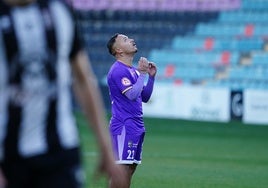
67, 1, 268, 187
71, 0, 268, 125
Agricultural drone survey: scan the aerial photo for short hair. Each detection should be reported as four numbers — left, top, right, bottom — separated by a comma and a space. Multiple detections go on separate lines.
107, 33, 119, 56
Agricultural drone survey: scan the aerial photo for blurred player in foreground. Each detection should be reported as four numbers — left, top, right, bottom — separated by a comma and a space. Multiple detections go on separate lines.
106, 33, 157, 188
0, 0, 126, 187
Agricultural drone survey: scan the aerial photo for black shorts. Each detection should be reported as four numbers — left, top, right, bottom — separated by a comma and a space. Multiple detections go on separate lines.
1, 148, 84, 188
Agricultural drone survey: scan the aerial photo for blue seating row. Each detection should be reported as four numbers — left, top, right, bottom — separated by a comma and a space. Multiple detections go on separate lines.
219, 11, 268, 23
77, 10, 219, 23
149, 49, 240, 65
196, 23, 268, 37
171, 36, 264, 52
242, 0, 268, 11
72, 0, 240, 11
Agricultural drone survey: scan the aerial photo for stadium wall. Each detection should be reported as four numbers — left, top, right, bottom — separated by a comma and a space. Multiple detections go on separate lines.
143, 84, 268, 125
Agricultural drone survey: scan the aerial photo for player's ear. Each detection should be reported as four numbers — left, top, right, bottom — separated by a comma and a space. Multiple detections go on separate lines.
115, 47, 123, 55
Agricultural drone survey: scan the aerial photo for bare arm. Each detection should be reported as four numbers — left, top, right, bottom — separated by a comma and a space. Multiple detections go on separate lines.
71, 50, 125, 186
71, 50, 110, 155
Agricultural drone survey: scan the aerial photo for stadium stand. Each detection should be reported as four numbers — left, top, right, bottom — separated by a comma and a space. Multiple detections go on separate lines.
73, 0, 241, 11
74, 0, 268, 90
76, 10, 218, 81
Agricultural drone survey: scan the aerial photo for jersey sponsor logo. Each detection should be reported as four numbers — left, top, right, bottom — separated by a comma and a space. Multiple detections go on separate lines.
128, 140, 133, 148
121, 77, 131, 86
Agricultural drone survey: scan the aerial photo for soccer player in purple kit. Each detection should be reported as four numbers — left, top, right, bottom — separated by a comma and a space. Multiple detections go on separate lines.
106, 33, 157, 188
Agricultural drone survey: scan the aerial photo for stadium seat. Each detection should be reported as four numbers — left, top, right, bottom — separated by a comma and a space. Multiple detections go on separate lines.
251, 52, 268, 66
219, 11, 268, 24
73, 0, 241, 11
74, 0, 268, 89
242, 0, 268, 11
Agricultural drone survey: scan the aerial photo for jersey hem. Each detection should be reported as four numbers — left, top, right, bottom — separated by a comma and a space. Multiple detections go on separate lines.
115, 160, 141, 165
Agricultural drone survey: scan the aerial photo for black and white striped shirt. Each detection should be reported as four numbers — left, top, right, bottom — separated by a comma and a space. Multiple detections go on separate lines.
0, 0, 82, 162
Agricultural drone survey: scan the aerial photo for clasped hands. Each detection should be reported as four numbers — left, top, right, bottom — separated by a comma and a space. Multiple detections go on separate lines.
137, 57, 157, 77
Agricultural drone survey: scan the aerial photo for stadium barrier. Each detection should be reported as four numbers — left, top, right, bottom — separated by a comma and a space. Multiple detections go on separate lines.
143, 83, 268, 125
243, 89, 268, 125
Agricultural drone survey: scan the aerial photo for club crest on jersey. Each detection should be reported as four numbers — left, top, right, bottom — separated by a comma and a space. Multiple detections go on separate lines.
121, 77, 131, 86
128, 140, 133, 148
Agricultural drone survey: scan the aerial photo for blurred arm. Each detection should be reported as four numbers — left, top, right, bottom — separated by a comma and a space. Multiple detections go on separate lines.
0, 167, 6, 188
71, 50, 126, 187
71, 50, 111, 156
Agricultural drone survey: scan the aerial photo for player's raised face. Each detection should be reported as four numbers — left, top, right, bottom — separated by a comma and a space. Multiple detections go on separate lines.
114, 34, 138, 55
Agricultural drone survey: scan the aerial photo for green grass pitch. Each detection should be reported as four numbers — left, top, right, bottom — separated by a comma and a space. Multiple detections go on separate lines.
76, 112, 268, 188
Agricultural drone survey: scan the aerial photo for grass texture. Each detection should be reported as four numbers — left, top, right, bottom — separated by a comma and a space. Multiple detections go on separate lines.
76, 113, 268, 188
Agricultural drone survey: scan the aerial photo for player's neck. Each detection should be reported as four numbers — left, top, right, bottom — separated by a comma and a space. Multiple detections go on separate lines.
117, 56, 133, 67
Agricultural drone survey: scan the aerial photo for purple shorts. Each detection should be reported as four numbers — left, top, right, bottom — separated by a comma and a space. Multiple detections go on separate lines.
111, 127, 145, 165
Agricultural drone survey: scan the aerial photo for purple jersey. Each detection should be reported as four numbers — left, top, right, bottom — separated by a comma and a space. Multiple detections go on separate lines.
107, 61, 145, 135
